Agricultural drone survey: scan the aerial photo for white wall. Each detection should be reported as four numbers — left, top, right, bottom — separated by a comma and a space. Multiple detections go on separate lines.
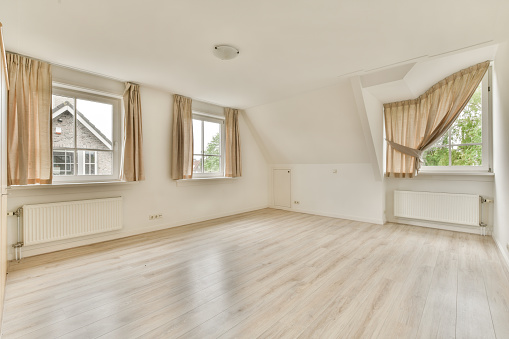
247, 81, 385, 224
361, 88, 384, 176
270, 164, 384, 224
6, 69, 269, 259
358, 87, 385, 221
385, 175, 494, 233
493, 42, 509, 265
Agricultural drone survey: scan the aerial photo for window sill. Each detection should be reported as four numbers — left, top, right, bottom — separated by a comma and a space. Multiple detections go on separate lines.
7, 180, 133, 190
176, 177, 238, 187
386, 171, 495, 182
418, 171, 494, 177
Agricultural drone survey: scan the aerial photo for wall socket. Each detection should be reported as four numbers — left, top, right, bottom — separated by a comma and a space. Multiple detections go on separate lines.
149, 214, 163, 220
294, 201, 300, 205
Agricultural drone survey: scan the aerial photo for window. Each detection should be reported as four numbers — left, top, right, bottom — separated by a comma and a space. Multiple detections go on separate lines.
422, 69, 491, 172
52, 85, 121, 182
81, 151, 97, 175
53, 150, 74, 175
192, 113, 224, 177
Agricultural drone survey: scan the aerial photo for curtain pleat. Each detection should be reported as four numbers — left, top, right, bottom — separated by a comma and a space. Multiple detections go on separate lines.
384, 61, 489, 178
122, 82, 145, 181
224, 107, 242, 178
7, 53, 52, 185
171, 95, 193, 179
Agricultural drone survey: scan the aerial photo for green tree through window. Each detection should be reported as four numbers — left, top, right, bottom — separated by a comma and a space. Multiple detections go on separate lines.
423, 83, 483, 167
204, 132, 220, 172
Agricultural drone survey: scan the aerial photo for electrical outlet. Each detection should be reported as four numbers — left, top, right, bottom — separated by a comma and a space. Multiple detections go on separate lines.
294, 201, 300, 205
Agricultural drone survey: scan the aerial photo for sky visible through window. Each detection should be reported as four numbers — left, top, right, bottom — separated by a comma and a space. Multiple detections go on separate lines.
77, 99, 113, 141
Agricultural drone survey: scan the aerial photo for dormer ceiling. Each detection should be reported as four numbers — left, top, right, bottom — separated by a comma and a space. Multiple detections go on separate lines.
1, 0, 508, 109
363, 44, 498, 104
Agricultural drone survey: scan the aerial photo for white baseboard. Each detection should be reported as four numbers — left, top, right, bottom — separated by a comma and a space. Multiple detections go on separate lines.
10, 204, 270, 260
270, 205, 384, 225
493, 237, 509, 272
388, 217, 483, 235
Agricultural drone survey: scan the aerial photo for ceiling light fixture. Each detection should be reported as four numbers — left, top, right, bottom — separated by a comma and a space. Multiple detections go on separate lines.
213, 45, 239, 60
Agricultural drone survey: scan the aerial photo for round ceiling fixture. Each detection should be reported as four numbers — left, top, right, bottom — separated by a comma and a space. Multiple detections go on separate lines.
213, 45, 239, 60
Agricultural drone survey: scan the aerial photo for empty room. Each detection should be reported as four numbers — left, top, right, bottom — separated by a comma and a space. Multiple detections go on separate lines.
0, 0, 508, 338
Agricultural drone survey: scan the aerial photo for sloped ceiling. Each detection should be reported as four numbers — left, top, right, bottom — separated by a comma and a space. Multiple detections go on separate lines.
1, 0, 508, 109
245, 81, 370, 164
245, 45, 498, 165
365, 44, 498, 103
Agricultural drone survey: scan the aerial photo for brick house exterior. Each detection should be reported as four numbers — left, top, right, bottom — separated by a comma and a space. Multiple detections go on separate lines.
52, 99, 112, 176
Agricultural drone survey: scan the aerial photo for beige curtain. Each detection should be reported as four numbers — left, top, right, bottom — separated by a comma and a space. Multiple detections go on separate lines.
384, 61, 489, 178
6, 53, 52, 185
171, 95, 193, 179
224, 107, 242, 177
122, 82, 145, 181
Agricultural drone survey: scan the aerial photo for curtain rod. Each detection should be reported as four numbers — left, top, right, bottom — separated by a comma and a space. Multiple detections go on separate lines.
0, 23, 10, 91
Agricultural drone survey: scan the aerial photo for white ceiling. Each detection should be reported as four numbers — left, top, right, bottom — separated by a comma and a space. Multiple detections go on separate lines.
1, 0, 508, 109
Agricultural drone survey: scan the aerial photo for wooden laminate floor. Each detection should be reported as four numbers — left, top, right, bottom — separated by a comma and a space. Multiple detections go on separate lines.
2, 208, 509, 338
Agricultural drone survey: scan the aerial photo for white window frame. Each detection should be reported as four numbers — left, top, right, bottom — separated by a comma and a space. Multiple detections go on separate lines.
420, 67, 492, 174
192, 112, 225, 178
79, 150, 98, 175
52, 84, 122, 183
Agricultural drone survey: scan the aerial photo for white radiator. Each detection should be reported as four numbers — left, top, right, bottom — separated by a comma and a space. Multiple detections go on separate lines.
394, 191, 479, 226
23, 197, 123, 246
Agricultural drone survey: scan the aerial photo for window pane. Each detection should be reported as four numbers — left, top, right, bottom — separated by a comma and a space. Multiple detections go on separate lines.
452, 145, 482, 166
76, 99, 113, 150
204, 121, 221, 155
96, 151, 112, 175
53, 164, 65, 175
204, 155, 221, 173
193, 155, 203, 173
53, 150, 74, 175
52, 95, 75, 148
193, 120, 202, 154
433, 133, 449, 147
77, 150, 112, 175
450, 83, 482, 145
53, 151, 66, 164
423, 146, 449, 166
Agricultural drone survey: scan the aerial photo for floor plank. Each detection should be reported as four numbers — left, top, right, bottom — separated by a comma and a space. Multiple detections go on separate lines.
1, 208, 508, 339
